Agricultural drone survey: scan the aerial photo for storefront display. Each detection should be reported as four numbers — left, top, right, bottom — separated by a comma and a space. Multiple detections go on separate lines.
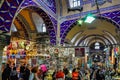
2, 40, 36, 65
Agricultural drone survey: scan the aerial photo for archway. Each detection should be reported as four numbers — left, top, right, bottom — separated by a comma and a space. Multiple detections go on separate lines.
61, 15, 120, 45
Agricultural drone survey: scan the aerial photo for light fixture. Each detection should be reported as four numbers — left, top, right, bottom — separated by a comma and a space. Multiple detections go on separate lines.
77, 19, 83, 25
84, 14, 95, 23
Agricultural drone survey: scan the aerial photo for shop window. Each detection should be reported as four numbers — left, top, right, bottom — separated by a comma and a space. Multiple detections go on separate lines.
69, 0, 81, 8
32, 12, 47, 33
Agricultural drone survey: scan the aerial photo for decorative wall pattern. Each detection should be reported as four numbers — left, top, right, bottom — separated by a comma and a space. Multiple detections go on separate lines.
60, 19, 77, 44
40, 0, 56, 13
20, 0, 37, 9
102, 10, 120, 27
0, 0, 23, 31
49, 15, 57, 33
36, 0, 57, 18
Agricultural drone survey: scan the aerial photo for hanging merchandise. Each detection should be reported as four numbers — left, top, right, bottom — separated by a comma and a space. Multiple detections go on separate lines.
54, 48, 59, 54
12, 41, 18, 49
7, 42, 12, 50
3, 40, 36, 64
114, 47, 118, 58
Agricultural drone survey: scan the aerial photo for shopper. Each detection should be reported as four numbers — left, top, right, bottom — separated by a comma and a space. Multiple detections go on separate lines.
52, 70, 57, 80
72, 68, 80, 80
24, 65, 30, 80
2, 63, 11, 80
56, 69, 65, 80
30, 66, 39, 80
63, 66, 69, 80
19, 64, 25, 79
10, 67, 18, 80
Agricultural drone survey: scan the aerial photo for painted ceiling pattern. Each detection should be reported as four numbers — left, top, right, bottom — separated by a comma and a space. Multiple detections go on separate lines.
0, 0, 57, 44
0, 0, 119, 45
36, 0, 56, 13
0, 0, 56, 32
0, 0, 23, 31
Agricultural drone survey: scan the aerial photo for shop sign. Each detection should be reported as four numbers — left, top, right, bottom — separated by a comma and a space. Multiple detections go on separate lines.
75, 48, 85, 57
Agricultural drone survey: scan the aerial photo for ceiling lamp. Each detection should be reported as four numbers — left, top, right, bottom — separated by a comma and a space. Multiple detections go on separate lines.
77, 19, 83, 25
84, 14, 95, 23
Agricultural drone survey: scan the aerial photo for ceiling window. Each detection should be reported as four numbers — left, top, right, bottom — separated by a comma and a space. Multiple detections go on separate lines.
69, 0, 81, 8
11, 24, 17, 32
42, 24, 46, 32
32, 12, 47, 33
94, 42, 100, 49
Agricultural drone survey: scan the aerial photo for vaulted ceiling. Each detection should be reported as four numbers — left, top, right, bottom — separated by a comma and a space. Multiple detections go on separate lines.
0, 0, 120, 47
65, 16, 120, 47
11, 6, 56, 44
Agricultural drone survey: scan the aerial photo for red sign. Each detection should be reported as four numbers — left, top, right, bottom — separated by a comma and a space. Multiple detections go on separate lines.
75, 48, 85, 57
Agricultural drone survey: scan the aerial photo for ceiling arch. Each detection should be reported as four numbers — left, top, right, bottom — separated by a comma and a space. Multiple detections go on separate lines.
78, 35, 111, 47
14, 17, 29, 39
12, 6, 56, 44
61, 16, 120, 43
65, 15, 120, 47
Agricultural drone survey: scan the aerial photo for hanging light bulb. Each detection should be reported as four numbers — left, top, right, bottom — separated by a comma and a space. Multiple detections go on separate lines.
77, 19, 83, 25
84, 14, 95, 23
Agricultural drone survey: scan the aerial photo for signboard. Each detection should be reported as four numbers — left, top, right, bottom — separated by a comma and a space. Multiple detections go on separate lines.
75, 48, 85, 57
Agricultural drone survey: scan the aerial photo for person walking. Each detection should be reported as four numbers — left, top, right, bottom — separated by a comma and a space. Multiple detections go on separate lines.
10, 67, 18, 80
2, 63, 11, 80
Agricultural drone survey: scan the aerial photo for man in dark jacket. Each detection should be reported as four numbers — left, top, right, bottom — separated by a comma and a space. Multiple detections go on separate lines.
23, 65, 30, 80
2, 64, 11, 80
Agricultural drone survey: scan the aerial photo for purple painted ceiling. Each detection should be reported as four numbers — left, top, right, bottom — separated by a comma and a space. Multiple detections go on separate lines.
0, 0, 56, 31
0, 0, 23, 31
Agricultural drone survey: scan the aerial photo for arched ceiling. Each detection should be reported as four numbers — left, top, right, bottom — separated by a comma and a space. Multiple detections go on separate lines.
0, 0, 120, 46
12, 6, 56, 44
65, 16, 120, 47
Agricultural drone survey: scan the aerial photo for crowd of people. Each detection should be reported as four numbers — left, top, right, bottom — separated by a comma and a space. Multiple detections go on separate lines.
1, 62, 119, 80
2, 63, 30, 80
53, 64, 117, 80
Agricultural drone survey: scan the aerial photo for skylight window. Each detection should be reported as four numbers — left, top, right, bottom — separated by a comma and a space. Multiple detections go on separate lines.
69, 0, 80, 8
11, 24, 17, 32
32, 12, 47, 33
95, 42, 100, 49
42, 24, 46, 32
